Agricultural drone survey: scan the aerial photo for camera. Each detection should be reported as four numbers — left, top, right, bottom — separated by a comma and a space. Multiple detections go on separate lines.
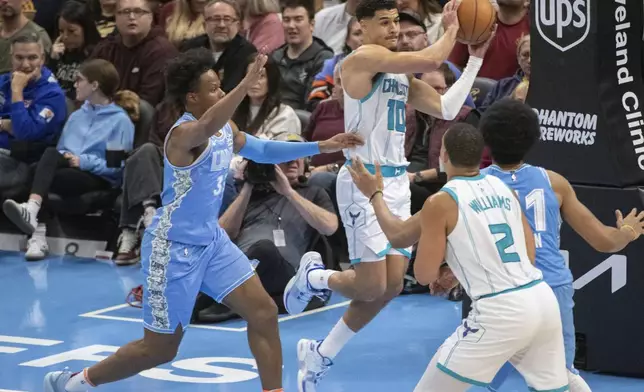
245, 160, 276, 184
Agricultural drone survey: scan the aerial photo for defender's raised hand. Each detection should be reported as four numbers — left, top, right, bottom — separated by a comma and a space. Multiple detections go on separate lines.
242, 49, 268, 87
318, 133, 364, 153
616, 208, 644, 241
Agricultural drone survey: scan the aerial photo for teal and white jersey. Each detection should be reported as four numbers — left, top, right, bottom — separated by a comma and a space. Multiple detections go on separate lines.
343, 72, 410, 167
441, 174, 543, 300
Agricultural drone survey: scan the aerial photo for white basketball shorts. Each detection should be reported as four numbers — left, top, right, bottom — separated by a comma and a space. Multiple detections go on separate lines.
336, 165, 412, 264
432, 281, 568, 390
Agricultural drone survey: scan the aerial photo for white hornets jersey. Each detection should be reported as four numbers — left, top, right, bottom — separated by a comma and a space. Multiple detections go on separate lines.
343, 72, 410, 166
441, 174, 543, 300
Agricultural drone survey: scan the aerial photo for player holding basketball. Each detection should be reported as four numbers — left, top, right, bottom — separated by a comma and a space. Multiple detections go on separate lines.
42, 48, 363, 392
282, 0, 495, 389
347, 101, 644, 391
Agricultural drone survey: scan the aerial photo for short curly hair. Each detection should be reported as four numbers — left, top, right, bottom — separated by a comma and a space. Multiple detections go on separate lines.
165, 48, 217, 109
443, 123, 484, 168
356, 0, 397, 20
479, 98, 540, 165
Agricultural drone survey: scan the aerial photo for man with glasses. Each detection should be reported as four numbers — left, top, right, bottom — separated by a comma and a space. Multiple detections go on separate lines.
180, 0, 257, 93
91, 0, 177, 106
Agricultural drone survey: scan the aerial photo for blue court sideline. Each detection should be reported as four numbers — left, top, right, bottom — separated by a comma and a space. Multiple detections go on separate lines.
1, 251, 643, 392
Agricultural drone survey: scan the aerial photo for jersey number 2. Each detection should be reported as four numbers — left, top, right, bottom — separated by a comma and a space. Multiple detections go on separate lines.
489, 223, 521, 263
387, 99, 406, 133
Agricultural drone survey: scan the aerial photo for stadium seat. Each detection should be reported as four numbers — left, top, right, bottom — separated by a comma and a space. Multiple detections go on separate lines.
470, 77, 497, 107
294, 109, 311, 131
65, 97, 76, 121
133, 99, 155, 149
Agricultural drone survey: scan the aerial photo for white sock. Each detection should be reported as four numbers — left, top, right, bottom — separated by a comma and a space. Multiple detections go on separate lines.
308, 269, 337, 290
65, 368, 95, 391
318, 318, 355, 359
568, 370, 591, 392
26, 198, 41, 217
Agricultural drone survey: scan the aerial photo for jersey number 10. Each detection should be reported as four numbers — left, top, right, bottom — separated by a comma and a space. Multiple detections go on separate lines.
387, 99, 406, 133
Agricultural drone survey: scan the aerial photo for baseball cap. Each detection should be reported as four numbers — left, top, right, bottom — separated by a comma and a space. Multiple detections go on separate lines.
273, 133, 306, 142
398, 9, 427, 32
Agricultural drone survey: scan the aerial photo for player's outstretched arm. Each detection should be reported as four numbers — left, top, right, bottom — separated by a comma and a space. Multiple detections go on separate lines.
171, 53, 268, 151
415, 192, 456, 285
407, 27, 495, 120
233, 131, 363, 164
550, 170, 644, 253
346, 158, 422, 248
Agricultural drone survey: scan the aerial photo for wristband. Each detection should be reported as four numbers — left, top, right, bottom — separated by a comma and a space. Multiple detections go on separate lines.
620, 224, 638, 240
369, 190, 383, 203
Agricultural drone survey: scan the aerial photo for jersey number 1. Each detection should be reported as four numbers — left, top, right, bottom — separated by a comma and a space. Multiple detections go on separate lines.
387, 99, 405, 133
489, 223, 521, 263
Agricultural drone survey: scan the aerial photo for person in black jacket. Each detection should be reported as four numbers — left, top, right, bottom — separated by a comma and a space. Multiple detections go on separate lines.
179, 0, 257, 93
271, 0, 333, 111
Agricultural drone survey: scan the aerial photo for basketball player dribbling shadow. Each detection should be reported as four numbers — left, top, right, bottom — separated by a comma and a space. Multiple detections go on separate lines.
42, 48, 364, 392
281, 0, 496, 390
347, 101, 644, 391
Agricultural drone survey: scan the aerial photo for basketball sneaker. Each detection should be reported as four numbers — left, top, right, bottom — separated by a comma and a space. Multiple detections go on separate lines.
297, 339, 333, 392
283, 252, 329, 315
44, 369, 86, 392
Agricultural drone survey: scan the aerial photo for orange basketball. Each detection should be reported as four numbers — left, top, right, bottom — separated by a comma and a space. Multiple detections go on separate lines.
457, 0, 497, 45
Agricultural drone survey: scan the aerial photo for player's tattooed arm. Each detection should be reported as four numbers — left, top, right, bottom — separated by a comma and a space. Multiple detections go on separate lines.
550, 170, 644, 253
346, 158, 422, 247
415, 192, 457, 285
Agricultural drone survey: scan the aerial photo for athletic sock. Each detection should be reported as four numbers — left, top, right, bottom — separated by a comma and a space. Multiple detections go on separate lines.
65, 368, 95, 391
308, 269, 337, 290
26, 198, 41, 217
318, 318, 355, 359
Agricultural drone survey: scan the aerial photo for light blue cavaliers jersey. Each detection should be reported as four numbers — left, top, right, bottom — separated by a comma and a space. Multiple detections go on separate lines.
343, 71, 410, 166
147, 112, 234, 246
483, 164, 573, 287
442, 174, 542, 300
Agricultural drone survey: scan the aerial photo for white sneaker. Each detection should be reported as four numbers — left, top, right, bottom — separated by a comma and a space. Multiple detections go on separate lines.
114, 229, 140, 266
283, 252, 329, 315
3, 199, 37, 235
25, 232, 48, 262
44, 369, 84, 391
297, 339, 333, 392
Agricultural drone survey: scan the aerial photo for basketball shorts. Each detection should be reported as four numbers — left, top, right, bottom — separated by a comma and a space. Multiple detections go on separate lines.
435, 281, 568, 390
140, 229, 255, 334
336, 165, 412, 264
552, 283, 577, 373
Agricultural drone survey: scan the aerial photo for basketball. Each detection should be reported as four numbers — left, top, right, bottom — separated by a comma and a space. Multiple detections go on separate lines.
457, 0, 497, 45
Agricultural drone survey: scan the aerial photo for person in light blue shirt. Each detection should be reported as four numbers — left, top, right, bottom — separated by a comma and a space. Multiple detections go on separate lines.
3, 58, 134, 261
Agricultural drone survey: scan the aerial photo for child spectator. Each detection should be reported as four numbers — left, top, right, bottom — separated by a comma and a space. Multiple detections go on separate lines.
2, 59, 135, 261
49, 1, 102, 101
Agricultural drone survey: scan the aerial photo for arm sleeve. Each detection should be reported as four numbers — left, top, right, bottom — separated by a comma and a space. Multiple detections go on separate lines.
239, 133, 320, 164
440, 57, 482, 120
10, 91, 66, 142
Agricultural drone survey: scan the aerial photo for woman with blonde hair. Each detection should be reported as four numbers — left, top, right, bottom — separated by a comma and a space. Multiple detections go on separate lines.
2, 59, 135, 261
243, 0, 284, 53
161, 0, 206, 46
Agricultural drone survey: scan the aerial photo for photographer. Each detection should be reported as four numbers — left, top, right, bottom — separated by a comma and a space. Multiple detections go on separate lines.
197, 132, 338, 322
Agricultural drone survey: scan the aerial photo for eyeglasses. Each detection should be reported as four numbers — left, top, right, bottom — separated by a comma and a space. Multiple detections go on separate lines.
116, 8, 152, 17
205, 16, 238, 25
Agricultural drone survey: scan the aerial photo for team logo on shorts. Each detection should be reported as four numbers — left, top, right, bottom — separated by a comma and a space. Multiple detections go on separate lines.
343, 204, 366, 228
459, 320, 485, 343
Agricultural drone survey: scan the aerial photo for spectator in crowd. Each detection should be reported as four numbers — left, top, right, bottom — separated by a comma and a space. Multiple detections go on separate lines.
197, 132, 338, 321
91, 0, 178, 106
48, 1, 102, 101
0, 34, 66, 193
312, 0, 356, 55
0, 0, 52, 74
405, 64, 471, 213
161, 0, 206, 47
94, 0, 118, 37
449, 0, 529, 80
2, 59, 135, 261
243, 0, 284, 54
477, 33, 529, 112
32, 0, 66, 40
396, 0, 443, 44
272, 0, 333, 111
181, 0, 257, 93
307, 16, 361, 110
